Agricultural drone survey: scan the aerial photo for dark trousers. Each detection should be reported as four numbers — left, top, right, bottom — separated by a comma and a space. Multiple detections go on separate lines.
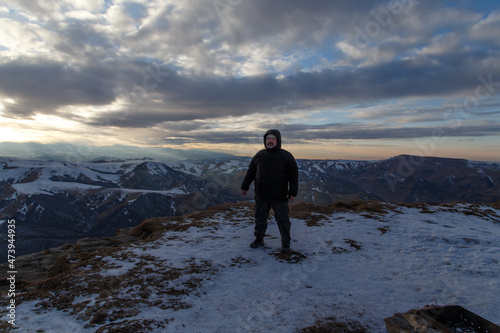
254, 199, 291, 247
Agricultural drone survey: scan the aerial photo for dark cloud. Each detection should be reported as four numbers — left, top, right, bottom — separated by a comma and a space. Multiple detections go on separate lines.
80, 50, 499, 128
158, 130, 260, 146
251, 121, 500, 142
214, 0, 376, 47
2, 45, 498, 128
132, 120, 500, 146
51, 21, 118, 60
0, 60, 117, 117
1, 0, 499, 155
306, 122, 499, 140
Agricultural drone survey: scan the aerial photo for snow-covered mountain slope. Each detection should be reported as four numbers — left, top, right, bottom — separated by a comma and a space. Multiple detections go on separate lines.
168, 155, 500, 205
0, 158, 218, 258
1, 155, 499, 261
2, 201, 499, 332
0, 158, 199, 192
297, 155, 500, 204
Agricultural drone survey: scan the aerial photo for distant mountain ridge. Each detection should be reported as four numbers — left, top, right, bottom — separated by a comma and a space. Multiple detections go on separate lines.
1, 154, 499, 260
0, 142, 235, 162
298, 155, 500, 204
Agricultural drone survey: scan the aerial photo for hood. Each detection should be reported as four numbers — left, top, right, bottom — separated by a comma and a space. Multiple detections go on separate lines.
263, 129, 282, 151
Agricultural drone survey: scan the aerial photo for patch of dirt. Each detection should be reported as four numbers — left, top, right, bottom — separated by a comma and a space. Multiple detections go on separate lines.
272, 250, 308, 263
331, 247, 350, 254
230, 256, 257, 267
291, 200, 394, 226
459, 205, 500, 223
377, 226, 391, 234
95, 319, 169, 332
343, 239, 362, 251
300, 316, 369, 332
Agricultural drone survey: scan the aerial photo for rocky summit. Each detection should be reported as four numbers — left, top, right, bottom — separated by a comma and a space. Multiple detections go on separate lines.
1, 201, 499, 332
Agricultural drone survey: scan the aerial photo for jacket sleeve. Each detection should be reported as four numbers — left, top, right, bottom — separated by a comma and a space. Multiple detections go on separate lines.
287, 155, 299, 197
241, 157, 257, 191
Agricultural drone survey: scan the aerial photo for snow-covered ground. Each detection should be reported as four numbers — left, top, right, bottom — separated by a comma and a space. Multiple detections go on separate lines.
6, 202, 500, 332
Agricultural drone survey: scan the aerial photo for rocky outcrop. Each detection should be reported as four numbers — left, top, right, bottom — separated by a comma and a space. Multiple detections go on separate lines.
385, 305, 500, 333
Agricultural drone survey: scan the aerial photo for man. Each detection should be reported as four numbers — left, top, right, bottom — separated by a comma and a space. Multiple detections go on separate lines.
241, 129, 299, 254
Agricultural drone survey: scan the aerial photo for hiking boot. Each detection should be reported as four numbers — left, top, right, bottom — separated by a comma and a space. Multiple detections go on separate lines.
250, 237, 264, 248
280, 246, 290, 254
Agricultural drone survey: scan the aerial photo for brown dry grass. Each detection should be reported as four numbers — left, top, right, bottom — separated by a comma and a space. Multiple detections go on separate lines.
290, 200, 391, 216
95, 319, 167, 332
272, 250, 308, 263
457, 205, 500, 223
490, 200, 500, 210
290, 200, 393, 226
377, 226, 391, 234
343, 238, 362, 251
17, 249, 215, 330
300, 316, 368, 332
5, 202, 261, 330
433, 202, 500, 223
130, 201, 255, 240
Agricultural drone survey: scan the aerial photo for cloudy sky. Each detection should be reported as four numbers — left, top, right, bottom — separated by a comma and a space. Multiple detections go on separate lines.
1, 0, 500, 161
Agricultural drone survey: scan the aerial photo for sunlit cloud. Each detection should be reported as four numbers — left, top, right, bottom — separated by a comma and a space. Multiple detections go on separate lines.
0, 0, 499, 161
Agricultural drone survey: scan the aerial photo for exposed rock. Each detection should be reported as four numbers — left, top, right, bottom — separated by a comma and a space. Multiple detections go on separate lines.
385, 305, 500, 333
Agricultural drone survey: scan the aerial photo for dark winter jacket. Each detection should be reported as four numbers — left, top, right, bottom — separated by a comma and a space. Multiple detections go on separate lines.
241, 129, 299, 201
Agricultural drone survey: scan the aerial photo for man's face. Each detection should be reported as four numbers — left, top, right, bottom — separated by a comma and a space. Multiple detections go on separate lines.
266, 136, 277, 148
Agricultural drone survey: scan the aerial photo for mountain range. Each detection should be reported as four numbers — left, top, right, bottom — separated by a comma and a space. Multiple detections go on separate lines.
1, 154, 499, 260
0, 142, 235, 163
